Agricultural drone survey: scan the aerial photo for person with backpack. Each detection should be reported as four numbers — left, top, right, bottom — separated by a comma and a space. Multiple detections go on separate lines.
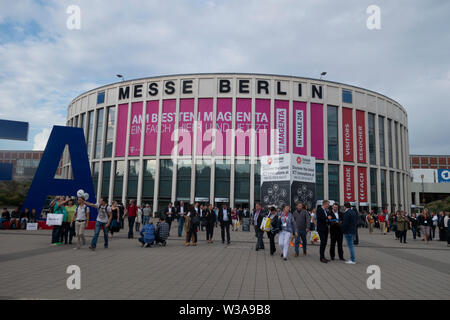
267, 206, 279, 256
139, 221, 156, 248
84, 198, 112, 251
70, 197, 90, 250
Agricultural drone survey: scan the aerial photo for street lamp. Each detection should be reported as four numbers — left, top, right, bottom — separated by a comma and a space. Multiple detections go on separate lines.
320, 72, 327, 80
116, 74, 125, 82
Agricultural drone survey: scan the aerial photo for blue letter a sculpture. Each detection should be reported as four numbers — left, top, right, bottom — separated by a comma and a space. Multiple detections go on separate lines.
23, 126, 97, 220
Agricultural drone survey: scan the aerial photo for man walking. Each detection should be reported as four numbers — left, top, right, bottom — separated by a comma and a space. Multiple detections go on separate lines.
253, 203, 265, 251
163, 202, 175, 235
123, 200, 138, 239
84, 198, 112, 251
218, 203, 231, 245
142, 203, 151, 226
177, 201, 186, 237
316, 200, 331, 263
328, 203, 344, 261
342, 202, 358, 264
293, 201, 310, 257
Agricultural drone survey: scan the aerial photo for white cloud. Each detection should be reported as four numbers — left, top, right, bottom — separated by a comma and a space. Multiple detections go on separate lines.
33, 128, 51, 151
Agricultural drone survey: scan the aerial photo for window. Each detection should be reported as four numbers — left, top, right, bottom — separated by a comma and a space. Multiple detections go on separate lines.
328, 164, 339, 202
254, 161, 261, 204
86, 111, 94, 155
395, 122, 399, 169
101, 161, 111, 199
370, 168, 378, 206
380, 169, 387, 208
127, 160, 139, 199
368, 113, 376, 165
387, 119, 393, 167
378, 116, 385, 166
92, 162, 100, 197
327, 105, 339, 161
80, 113, 85, 131
234, 160, 250, 205
399, 125, 404, 170
315, 163, 324, 201
94, 108, 104, 159
342, 90, 353, 104
215, 161, 230, 201
195, 160, 211, 201
142, 160, 156, 201
389, 171, 395, 210
104, 106, 116, 158
158, 160, 173, 211
176, 160, 192, 201
97, 91, 105, 104
114, 161, 125, 199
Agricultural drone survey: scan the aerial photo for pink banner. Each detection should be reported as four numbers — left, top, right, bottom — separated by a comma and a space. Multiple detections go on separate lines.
274, 100, 289, 154
215, 98, 232, 156
196, 98, 213, 156
235, 98, 252, 156
178, 98, 194, 156
255, 99, 270, 156
344, 165, 355, 202
342, 107, 354, 162
115, 103, 128, 157
128, 102, 143, 156
144, 100, 159, 156
160, 99, 176, 156
293, 101, 307, 155
310, 103, 324, 159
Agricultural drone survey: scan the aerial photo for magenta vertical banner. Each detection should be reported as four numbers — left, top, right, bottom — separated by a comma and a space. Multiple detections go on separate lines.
178, 98, 194, 156
274, 100, 289, 154
255, 99, 270, 156
196, 98, 213, 156
342, 107, 354, 162
310, 103, 324, 159
160, 99, 176, 156
115, 103, 128, 157
216, 98, 232, 156
128, 102, 143, 156
293, 101, 307, 155
235, 98, 252, 156
144, 100, 159, 156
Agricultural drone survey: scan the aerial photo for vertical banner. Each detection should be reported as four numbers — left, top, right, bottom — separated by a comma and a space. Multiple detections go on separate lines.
235, 98, 252, 156
293, 101, 307, 155
255, 99, 270, 156
196, 98, 213, 156
143, 100, 159, 156
274, 100, 289, 154
115, 103, 128, 157
215, 98, 232, 156
128, 102, 143, 156
160, 99, 176, 156
344, 165, 355, 202
356, 110, 366, 163
342, 107, 354, 162
357, 166, 368, 203
310, 103, 324, 159
178, 98, 194, 156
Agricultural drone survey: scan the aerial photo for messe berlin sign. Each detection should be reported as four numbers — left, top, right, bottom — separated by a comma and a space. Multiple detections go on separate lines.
260, 154, 316, 210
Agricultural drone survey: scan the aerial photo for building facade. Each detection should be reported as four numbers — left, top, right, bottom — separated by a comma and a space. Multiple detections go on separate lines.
63, 73, 410, 213
0, 150, 43, 181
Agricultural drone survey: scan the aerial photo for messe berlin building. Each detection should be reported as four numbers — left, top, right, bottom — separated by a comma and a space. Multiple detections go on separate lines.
62, 73, 410, 213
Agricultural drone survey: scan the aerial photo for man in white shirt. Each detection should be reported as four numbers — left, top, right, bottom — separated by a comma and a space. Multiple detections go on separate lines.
71, 197, 90, 249
84, 198, 112, 251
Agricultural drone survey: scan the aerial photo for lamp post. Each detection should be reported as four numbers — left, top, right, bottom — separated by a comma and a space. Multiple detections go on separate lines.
320, 72, 327, 80
116, 74, 125, 82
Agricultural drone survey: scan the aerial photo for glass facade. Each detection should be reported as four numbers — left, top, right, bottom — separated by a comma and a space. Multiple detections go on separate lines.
254, 161, 261, 204
380, 169, 387, 208
378, 116, 385, 166
234, 160, 250, 206
97, 91, 105, 104
215, 161, 230, 201
101, 161, 111, 198
395, 122, 399, 169
94, 108, 104, 159
387, 119, 393, 167
80, 113, 85, 131
316, 163, 324, 201
176, 160, 192, 201
342, 90, 353, 104
113, 161, 125, 200
127, 160, 139, 199
327, 106, 339, 161
87, 111, 94, 156
370, 168, 378, 206
195, 160, 211, 201
368, 113, 376, 165
390, 171, 395, 211
328, 164, 339, 202
92, 162, 100, 196
142, 160, 156, 202
104, 106, 115, 158
158, 160, 173, 209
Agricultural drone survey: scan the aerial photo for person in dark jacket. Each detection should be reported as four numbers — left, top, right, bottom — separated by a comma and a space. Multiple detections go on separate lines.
253, 203, 266, 251
316, 200, 331, 263
218, 203, 231, 245
205, 204, 216, 243
342, 202, 358, 264
293, 201, 310, 257
328, 203, 345, 261
266, 207, 279, 256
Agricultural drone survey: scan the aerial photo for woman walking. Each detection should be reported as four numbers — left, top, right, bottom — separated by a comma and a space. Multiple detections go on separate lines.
109, 201, 120, 238
397, 211, 409, 244
267, 207, 279, 256
277, 205, 295, 261
205, 204, 215, 243
410, 213, 419, 240
418, 209, 432, 243
63, 199, 76, 245
231, 208, 239, 231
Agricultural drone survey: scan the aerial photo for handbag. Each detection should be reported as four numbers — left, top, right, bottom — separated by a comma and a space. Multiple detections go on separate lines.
260, 216, 272, 232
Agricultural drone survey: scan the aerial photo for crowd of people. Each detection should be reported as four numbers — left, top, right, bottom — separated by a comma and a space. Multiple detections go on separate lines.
1, 207, 37, 229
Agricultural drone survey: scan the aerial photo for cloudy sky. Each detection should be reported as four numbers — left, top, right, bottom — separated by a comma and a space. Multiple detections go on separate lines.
0, 0, 449, 154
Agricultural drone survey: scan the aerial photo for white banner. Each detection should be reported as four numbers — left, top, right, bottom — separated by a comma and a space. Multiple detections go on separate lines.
46, 214, 63, 226
26, 223, 38, 230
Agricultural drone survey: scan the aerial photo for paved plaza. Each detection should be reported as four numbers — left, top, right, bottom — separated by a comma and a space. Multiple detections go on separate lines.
0, 225, 449, 300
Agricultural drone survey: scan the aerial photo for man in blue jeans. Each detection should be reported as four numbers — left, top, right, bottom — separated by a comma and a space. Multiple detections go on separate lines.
177, 201, 186, 237
293, 201, 310, 257
342, 202, 358, 264
84, 198, 112, 251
